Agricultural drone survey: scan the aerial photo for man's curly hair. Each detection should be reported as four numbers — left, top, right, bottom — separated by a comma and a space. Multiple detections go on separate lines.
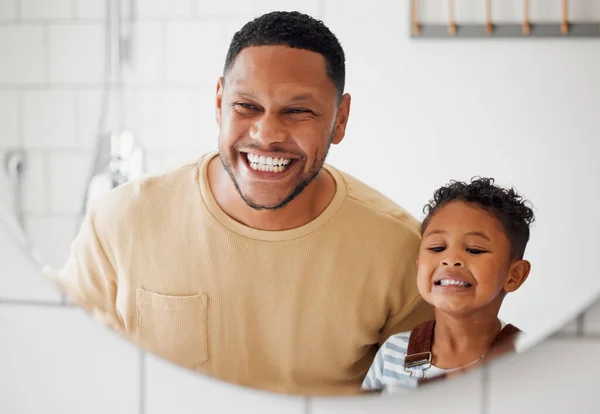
223, 11, 346, 100
421, 177, 535, 260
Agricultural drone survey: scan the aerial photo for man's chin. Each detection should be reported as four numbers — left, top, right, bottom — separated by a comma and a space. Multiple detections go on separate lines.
241, 194, 290, 211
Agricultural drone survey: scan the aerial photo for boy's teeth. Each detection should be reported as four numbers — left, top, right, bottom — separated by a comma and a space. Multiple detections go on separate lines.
246, 153, 292, 173
439, 279, 471, 287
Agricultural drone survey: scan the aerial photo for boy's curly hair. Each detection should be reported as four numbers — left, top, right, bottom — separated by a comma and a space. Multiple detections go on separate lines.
421, 177, 535, 260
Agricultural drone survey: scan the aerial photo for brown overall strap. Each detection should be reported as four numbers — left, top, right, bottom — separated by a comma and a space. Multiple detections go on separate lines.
404, 321, 522, 384
403, 320, 436, 370
485, 323, 522, 360
490, 324, 521, 348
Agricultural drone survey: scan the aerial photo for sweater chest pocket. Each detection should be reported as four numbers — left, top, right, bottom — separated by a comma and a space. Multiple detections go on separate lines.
136, 288, 208, 369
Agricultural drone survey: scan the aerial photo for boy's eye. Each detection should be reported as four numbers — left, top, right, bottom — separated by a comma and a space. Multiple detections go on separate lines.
466, 248, 486, 255
428, 247, 445, 253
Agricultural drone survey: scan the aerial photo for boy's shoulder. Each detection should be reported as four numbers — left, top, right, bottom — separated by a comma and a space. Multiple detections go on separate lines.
380, 330, 411, 355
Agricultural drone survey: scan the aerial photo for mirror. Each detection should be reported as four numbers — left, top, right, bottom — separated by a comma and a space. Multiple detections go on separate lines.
2, 0, 600, 400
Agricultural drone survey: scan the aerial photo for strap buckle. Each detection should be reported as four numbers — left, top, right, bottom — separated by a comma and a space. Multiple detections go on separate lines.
403, 351, 432, 375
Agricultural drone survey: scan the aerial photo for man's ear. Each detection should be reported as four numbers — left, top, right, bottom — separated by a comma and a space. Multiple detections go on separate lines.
216, 77, 224, 126
503, 260, 531, 293
332, 93, 351, 145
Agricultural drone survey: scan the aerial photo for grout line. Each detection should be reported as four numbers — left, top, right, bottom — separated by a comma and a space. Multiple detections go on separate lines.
44, 23, 50, 85
43, 149, 52, 215
161, 22, 167, 83
576, 312, 585, 337
304, 397, 311, 414
16, 147, 97, 155
71, 0, 78, 19
190, 0, 198, 19
16, 88, 24, 147
139, 350, 146, 414
74, 90, 82, 147
0, 18, 105, 25
317, 0, 325, 20
480, 364, 489, 414
0, 15, 252, 25
0, 82, 216, 90
550, 334, 600, 341
0, 298, 74, 307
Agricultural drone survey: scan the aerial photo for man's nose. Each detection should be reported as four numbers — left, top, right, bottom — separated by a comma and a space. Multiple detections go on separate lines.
249, 113, 287, 145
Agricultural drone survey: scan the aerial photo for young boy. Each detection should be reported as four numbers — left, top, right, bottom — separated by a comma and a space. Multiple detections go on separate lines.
362, 177, 534, 393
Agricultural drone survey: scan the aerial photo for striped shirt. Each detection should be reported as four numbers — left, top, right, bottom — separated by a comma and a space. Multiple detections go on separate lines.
362, 320, 509, 393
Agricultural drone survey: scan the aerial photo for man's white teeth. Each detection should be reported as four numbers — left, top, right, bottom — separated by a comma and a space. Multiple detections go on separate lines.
246, 153, 291, 173
438, 279, 471, 287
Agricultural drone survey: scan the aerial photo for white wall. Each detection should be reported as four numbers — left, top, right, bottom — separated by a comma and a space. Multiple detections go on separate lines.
1, 0, 600, 413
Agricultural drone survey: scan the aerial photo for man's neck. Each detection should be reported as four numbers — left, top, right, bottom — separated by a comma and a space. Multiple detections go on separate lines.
207, 155, 337, 231
431, 307, 503, 370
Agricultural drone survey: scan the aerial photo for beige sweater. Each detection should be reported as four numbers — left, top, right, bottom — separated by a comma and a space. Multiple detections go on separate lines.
45, 152, 433, 396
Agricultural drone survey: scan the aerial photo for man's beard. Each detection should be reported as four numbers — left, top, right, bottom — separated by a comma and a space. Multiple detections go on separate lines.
219, 132, 334, 211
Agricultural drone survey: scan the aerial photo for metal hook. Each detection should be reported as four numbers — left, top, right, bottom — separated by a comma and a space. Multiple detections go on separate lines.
561, 0, 570, 34
412, 0, 421, 35
486, 0, 494, 34
523, 0, 531, 35
448, 0, 457, 35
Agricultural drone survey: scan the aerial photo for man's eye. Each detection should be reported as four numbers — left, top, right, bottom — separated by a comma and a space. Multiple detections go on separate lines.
286, 108, 313, 115
429, 247, 445, 253
234, 103, 258, 112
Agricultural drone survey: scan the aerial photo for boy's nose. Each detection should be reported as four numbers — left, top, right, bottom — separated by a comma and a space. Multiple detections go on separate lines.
441, 258, 463, 267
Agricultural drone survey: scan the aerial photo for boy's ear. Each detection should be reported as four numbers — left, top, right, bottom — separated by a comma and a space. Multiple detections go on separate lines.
415, 256, 420, 268
503, 260, 531, 293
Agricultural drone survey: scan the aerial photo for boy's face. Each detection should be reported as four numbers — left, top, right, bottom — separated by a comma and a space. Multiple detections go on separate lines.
416, 200, 530, 316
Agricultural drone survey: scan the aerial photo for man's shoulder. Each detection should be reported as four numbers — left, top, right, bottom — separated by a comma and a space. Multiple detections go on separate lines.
90, 160, 201, 226
330, 166, 421, 238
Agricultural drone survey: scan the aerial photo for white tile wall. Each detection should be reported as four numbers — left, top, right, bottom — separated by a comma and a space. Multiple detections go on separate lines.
25, 214, 80, 268
0, 214, 61, 301
253, 0, 321, 18
21, 0, 72, 20
74, 0, 106, 20
135, 0, 194, 19
47, 151, 92, 214
49, 23, 104, 84
0, 90, 19, 147
312, 369, 483, 414
20, 150, 47, 212
197, 0, 253, 16
145, 354, 306, 414
583, 300, 600, 335
125, 88, 217, 151
487, 339, 600, 413
1, 1, 600, 414
0, 25, 46, 84
122, 22, 165, 84
0, 0, 17, 20
22, 89, 77, 148
165, 21, 227, 83
77, 88, 104, 149
0, 305, 140, 414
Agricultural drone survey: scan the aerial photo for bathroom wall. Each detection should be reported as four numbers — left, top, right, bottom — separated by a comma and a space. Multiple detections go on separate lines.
1, 0, 600, 413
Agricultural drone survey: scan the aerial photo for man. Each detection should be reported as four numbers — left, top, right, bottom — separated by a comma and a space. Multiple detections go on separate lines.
45, 11, 433, 396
